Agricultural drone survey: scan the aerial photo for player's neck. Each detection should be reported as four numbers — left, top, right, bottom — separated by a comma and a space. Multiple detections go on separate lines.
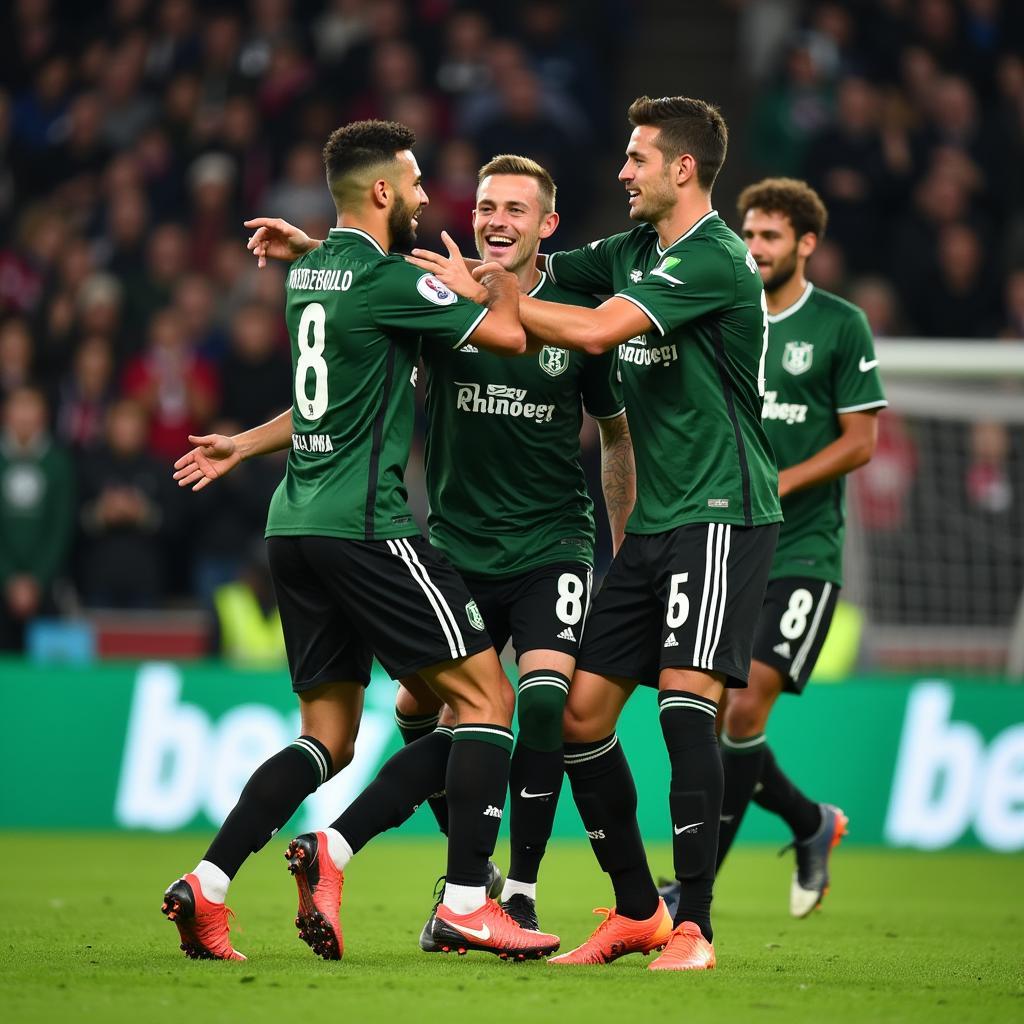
334, 214, 390, 253
765, 272, 810, 316
515, 260, 542, 294
654, 194, 713, 250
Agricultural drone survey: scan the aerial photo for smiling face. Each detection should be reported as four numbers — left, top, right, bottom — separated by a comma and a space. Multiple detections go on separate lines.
618, 125, 678, 224
473, 173, 558, 275
742, 207, 815, 293
387, 149, 429, 251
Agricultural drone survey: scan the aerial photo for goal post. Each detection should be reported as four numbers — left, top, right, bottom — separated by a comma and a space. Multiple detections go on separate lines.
843, 339, 1024, 678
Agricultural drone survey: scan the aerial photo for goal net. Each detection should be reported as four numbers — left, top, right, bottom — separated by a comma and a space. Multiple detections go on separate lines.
842, 341, 1024, 675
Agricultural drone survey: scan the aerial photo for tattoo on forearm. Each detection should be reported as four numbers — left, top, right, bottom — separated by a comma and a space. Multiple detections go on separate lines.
600, 417, 636, 548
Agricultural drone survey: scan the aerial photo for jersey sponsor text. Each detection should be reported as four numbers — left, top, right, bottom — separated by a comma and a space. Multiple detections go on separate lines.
454, 381, 556, 423
618, 335, 679, 368
761, 390, 808, 425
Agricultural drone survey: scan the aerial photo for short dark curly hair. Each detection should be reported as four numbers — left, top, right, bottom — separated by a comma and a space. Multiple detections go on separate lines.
737, 177, 828, 239
627, 95, 728, 192
322, 119, 417, 208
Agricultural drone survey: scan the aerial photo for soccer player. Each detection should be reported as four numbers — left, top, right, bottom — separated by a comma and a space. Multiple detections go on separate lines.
245, 154, 634, 940
161, 119, 560, 962
416, 96, 783, 970
659, 178, 885, 918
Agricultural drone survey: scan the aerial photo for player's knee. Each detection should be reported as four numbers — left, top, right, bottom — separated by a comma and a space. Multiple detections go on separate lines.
724, 692, 770, 738
516, 672, 569, 751
562, 699, 596, 743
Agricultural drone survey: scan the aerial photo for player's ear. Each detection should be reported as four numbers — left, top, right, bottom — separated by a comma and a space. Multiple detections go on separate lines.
538, 211, 559, 240
372, 178, 390, 209
798, 231, 818, 260
675, 153, 697, 186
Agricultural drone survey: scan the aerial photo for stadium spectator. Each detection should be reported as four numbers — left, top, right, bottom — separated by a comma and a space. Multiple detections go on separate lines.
0, 387, 74, 650
121, 306, 219, 461
0, 318, 36, 402
219, 302, 289, 426
55, 335, 116, 452
77, 397, 170, 608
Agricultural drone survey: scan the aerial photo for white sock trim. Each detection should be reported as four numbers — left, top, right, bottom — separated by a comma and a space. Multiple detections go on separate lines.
501, 878, 537, 902
323, 827, 354, 872
192, 860, 230, 904
442, 882, 487, 915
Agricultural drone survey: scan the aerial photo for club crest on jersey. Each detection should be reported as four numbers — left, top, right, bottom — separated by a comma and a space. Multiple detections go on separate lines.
630, 268, 643, 283
782, 340, 814, 376
416, 274, 458, 306
465, 600, 485, 631
539, 346, 569, 377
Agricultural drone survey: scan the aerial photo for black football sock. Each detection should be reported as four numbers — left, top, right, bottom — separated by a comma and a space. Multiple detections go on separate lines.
507, 668, 569, 884
716, 731, 768, 870
563, 734, 658, 921
752, 743, 822, 840
444, 724, 514, 887
658, 691, 722, 942
396, 710, 449, 836
204, 736, 332, 878
329, 727, 453, 853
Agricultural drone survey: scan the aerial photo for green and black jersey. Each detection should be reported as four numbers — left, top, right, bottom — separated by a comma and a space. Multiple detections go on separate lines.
265, 227, 488, 541
547, 211, 782, 533
423, 271, 623, 576
762, 283, 887, 585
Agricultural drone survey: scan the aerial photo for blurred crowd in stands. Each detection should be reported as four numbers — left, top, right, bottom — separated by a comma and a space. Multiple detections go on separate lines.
0, 0, 1022, 654
0, 0, 623, 650
742, 0, 1024, 340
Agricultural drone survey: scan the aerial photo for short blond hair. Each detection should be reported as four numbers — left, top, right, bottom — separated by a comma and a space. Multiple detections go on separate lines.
477, 154, 557, 213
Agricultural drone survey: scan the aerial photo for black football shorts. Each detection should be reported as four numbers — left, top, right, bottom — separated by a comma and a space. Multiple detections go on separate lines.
576, 522, 779, 689
267, 534, 494, 691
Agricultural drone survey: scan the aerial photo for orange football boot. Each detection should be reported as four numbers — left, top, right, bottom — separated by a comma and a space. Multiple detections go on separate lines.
426, 899, 560, 960
548, 900, 673, 965
285, 832, 344, 960
648, 921, 716, 971
161, 873, 246, 961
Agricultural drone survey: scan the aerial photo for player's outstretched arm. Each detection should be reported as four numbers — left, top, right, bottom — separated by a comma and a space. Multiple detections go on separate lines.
464, 263, 526, 355
172, 409, 294, 491
598, 412, 636, 555
777, 410, 879, 498
519, 294, 651, 355
244, 217, 322, 268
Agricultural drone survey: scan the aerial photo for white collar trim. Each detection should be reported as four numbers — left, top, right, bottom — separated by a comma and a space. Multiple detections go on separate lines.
526, 270, 547, 297
766, 282, 814, 323
656, 210, 718, 254
329, 227, 387, 256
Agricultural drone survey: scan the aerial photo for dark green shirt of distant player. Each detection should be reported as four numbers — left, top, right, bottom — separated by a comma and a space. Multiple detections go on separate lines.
548, 212, 782, 532
423, 272, 623, 577
762, 283, 887, 585
265, 227, 488, 541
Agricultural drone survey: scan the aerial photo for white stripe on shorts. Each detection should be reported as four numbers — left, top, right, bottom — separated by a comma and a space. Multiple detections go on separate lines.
790, 582, 833, 681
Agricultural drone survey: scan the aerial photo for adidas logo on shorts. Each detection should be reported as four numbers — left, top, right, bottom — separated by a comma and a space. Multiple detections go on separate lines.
664, 632, 679, 648
773, 641, 791, 658
557, 626, 576, 641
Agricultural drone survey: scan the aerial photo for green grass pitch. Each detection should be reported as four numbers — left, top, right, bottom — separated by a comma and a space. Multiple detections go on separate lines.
1, 833, 1021, 1024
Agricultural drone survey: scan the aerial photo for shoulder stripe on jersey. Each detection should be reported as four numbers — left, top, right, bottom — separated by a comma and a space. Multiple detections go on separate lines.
709, 325, 753, 525
836, 399, 888, 413
364, 344, 398, 538
386, 538, 467, 660
545, 252, 560, 283
455, 307, 489, 349
616, 292, 666, 336
790, 582, 833, 680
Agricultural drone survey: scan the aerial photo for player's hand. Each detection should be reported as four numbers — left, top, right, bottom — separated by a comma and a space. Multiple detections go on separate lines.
172, 433, 242, 492
406, 232, 487, 303
244, 217, 318, 268
472, 261, 517, 292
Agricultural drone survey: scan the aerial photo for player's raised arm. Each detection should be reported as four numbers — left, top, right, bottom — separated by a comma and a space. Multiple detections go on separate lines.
465, 263, 526, 355
244, 217, 322, 268
172, 408, 293, 491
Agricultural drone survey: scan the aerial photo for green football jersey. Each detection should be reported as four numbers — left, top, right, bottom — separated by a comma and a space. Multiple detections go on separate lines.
265, 227, 488, 541
422, 272, 623, 577
547, 211, 782, 532
762, 283, 887, 584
